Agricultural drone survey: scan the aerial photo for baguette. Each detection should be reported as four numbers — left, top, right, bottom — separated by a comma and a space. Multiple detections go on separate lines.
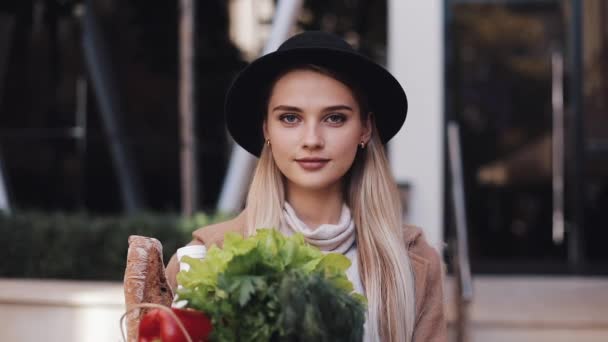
124, 235, 174, 342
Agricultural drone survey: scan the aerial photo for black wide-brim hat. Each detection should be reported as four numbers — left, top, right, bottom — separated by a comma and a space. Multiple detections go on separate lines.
225, 31, 408, 157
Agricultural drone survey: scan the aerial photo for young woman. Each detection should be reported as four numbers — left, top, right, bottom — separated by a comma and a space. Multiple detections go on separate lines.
166, 31, 446, 342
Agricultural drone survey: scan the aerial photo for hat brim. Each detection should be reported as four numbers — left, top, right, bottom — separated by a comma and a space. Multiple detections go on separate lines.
225, 47, 408, 157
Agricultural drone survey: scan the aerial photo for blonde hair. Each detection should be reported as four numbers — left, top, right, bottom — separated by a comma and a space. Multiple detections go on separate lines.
244, 66, 416, 342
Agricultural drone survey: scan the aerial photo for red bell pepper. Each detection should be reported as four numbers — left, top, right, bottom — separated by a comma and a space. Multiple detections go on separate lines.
138, 307, 212, 342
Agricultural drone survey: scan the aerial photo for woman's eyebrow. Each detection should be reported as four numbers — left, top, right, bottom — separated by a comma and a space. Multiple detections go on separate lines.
324, 105, 353, 112
272, 105, 302, 112
271, 104, 354, 112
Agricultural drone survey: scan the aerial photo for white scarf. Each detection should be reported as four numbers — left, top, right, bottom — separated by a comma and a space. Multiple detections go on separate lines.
279, 202, 356, 254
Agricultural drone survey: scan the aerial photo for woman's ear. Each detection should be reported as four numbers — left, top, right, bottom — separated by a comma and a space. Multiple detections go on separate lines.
263, 120, 269, 141
361, 113, 373, 144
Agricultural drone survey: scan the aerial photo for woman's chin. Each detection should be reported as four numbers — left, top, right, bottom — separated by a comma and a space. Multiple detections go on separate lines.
286, 177, 341, 193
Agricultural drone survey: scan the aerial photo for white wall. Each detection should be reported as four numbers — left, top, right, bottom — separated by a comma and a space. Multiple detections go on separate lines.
388, 0, 444, 250
228, 0, 274, 60
0, 279, 125, 342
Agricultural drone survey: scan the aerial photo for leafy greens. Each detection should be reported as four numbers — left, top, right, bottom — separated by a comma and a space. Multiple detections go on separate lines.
176, 229, 366, 341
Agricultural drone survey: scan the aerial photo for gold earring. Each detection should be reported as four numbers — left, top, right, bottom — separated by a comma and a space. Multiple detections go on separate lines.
266, 139, 271, 146
360, 141, 365, 149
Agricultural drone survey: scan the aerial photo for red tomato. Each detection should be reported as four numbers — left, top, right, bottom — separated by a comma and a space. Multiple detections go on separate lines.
138, 308, 212, 342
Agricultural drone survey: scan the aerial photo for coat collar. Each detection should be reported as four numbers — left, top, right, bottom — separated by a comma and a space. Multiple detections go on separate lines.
192, 210, 425, 250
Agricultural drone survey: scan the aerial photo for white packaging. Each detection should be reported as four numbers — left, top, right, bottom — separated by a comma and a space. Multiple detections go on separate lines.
177, 245, 207, 271
172, 244, 207, 308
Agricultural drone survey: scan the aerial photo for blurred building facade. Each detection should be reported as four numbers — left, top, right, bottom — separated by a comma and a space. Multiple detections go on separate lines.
0, 0, 606, 274
1, 1, 607, 341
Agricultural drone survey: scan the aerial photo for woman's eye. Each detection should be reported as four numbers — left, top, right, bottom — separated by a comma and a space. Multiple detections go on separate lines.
326, 114, 346, 124
280, 114, 299, 124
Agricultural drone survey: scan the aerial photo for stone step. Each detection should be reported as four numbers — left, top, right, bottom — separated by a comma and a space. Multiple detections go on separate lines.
445, 276, 608, 341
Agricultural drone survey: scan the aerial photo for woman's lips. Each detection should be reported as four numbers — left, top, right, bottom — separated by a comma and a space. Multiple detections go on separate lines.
295, 158, 330, 171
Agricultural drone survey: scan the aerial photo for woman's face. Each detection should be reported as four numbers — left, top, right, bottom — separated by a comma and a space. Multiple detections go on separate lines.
264, 69, 371, 193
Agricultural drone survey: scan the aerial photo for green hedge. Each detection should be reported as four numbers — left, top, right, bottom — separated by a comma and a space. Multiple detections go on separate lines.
0, 211, 233, 281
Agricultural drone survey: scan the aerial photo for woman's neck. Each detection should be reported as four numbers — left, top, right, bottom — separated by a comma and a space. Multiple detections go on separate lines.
285, 184, 344, 230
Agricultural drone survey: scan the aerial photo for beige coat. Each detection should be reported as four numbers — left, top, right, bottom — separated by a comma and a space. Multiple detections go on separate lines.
166, 211, 447, 341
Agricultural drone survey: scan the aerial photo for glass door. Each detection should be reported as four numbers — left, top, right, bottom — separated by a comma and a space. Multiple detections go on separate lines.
445, 0, 608, 274
581, 0, 608, 269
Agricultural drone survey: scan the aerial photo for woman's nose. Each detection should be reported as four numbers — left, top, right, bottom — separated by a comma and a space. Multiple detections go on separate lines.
302, 123, 324, 149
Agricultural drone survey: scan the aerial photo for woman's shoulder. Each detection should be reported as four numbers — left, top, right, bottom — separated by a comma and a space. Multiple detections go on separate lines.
191, 211, 247, 248
402, 224, 443, 264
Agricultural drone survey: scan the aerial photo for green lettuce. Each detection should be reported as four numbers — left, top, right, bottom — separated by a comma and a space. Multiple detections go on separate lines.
176, 229, 365, 341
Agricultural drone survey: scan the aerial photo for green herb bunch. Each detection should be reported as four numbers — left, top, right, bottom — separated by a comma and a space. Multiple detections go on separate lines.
176, 229, 366, 342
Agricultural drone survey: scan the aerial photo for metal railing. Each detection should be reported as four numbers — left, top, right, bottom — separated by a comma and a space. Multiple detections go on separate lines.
447, 121, 474, 342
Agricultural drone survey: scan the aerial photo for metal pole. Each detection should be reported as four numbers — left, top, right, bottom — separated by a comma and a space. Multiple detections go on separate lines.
0, 152, 10, 213
82, 0, 143, 213
217, 0, 303, 213
0, 14, 14, 213
179, 0, 198, 217
551, 50, 565, 244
